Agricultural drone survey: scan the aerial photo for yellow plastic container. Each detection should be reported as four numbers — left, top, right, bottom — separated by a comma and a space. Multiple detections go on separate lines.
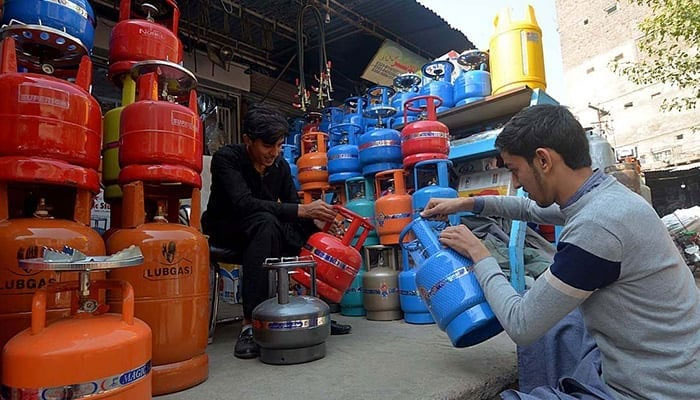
102, 76, 136, 200
489, 5, 546, 95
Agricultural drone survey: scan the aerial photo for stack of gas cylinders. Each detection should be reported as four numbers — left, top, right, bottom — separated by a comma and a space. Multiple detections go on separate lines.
0, 0, 212, 397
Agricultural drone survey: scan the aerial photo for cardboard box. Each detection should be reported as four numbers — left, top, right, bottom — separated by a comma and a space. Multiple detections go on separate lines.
458, 168, 514, 197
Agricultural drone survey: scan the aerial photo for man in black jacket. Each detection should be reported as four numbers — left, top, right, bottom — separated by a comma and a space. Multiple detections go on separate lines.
203, 104, 351, 359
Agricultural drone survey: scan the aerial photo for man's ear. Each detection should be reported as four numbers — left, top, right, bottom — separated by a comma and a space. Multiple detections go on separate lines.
534, 147, 554, 173
242, 134, 252, 146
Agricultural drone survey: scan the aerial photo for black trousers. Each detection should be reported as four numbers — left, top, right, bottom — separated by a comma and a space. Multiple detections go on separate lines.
207, 212, 316, 319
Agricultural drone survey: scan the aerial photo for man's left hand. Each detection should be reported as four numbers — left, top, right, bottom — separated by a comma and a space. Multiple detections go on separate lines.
439, 225, 491, 263
314, 219, 345, 236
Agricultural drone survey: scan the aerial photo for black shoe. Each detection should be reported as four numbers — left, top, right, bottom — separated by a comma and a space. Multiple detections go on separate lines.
234, 326, 259, 359
330, 319, 351, 335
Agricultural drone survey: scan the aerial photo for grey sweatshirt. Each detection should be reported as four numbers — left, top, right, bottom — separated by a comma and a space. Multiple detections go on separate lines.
474, 175, 700, 400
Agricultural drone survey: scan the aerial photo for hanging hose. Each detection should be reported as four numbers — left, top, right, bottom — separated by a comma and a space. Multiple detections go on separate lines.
296, 2, 330, 111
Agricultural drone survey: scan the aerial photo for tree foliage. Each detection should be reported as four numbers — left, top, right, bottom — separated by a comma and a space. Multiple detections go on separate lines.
612, 0, 700, 111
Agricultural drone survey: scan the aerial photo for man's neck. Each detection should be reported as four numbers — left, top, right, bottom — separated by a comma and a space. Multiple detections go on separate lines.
246, 145, 267, 174
555, 167, 594, 206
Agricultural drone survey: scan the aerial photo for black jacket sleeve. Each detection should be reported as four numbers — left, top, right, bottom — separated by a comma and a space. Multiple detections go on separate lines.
211, 150, 299, 222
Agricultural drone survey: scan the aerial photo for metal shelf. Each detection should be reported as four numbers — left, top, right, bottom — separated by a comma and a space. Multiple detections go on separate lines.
444, 87, 559, 292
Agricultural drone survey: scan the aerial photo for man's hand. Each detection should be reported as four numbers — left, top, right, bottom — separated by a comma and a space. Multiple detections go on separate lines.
299, 200, 336, 222
439, 224, 491, 263
314, 218, 345, 236
421, 197, 474, 220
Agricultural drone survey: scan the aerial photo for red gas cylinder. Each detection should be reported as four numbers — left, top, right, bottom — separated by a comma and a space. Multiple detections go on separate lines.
297, 131, 329, 192
107, 180, 209, 395
109, 0, 183, 85
374, 169, 412, 245
120, 71, 202, 176
401, 95, 450, 169
2, 279, 152, 399
295, 205, 373, 303
0, 38, 102, 170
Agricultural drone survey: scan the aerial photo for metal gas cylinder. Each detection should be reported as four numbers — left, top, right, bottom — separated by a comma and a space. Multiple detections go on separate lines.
403, 218, 503, 347
587, 130, 616, 172
489, 5, 546, 95
107, 181, 209, 395
282, 144, 301, 191
2, 248, 151, 400
454, 50, 491, 106
398, 232, 434, 324
362, 245, 401, 321
419, 60, 455, 113
340, 264, 365, 317
0, 189, 105, 378
401, 95, 450, 169
108, 0, 183, 85
320, 107, 344, 143
0, 0, 96, 74
120, 64, 202, 175
374, 169, 412, 245
302, 112, 322, 135
412, 160, 459, 226
103, 76, 137, 201
342, 96, 366, 134
390, 73, 422, 128
0, 39, 101, 170
327, 123, 363, 185
295, 205, 373, 303
297, 131, 330, 191
345, 177, 379, 247
253, 257, 330, 365
359, 86, 402, 176
288, 117, 305, 155
364, 85, 396, 131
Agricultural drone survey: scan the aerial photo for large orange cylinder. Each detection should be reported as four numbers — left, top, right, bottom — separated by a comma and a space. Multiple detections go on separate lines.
0, 183, 106, 378
2, 280, 152, 399
374, 169, 412, 245
107, 181, 209, 395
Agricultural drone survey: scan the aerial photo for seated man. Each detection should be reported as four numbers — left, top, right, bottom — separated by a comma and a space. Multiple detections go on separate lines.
423, 105, 700, 399
203, 104, 351, 360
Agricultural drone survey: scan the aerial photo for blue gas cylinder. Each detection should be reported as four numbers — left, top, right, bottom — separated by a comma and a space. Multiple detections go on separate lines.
398, 236, 434, 324
454, 50, 491, 107
342, 97, 367, 133
345, 177, 379, 246
282, 144, 301, 191
328, 123, 363, 185
360, 86, 402, 176
419, 60, 455, 113
401, 218, 503, 347
412, 159, 460, 226
340, 266, 366, 316
390, 73, 422, 128
321, 107, 345, 146
2, 0, 97, 52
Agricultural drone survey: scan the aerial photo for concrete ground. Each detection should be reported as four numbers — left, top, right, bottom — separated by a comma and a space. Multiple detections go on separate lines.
160, 310, 517, 400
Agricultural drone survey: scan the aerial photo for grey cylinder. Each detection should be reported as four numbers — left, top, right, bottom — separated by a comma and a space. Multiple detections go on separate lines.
587, 131, 616, 172
362, 245, 402, 321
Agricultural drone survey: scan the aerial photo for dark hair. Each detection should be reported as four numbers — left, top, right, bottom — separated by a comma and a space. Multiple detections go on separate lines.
495, 104, 591, 169
243, 103, 289, 145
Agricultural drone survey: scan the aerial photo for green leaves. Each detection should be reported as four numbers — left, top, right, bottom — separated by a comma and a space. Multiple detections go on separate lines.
614, 0, 700, 111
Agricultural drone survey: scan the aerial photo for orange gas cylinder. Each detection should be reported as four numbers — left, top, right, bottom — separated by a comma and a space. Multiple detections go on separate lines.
374, 169, 412, 245
302, 111, 322, 135
108, 0, 183, 85
297, 131, 329, 191
0, 38, 102, 170
120, 72, 202, 175
2, 279, 152, 399
107, 181, 209, 395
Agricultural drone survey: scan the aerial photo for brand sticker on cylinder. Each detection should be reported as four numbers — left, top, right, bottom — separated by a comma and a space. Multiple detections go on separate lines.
47, 0, 89, 19
18, 84, 70, 109
254, 315, 330, 331
418, 265, 474, 303
171, 111, 196, 131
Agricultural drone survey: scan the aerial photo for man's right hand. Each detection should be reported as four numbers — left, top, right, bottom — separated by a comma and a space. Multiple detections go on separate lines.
421, 197, 474, 220
299, 200, 337, 222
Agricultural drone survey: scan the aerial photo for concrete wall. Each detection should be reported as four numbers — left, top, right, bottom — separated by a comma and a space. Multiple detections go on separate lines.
556, 0, 700, 170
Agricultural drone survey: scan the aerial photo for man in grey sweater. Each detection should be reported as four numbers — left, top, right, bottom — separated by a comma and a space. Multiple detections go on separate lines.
422, 105, 700, 399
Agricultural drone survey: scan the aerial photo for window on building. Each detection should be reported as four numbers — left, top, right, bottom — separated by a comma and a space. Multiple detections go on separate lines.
613, 53, 624, 62
624, 101, 634, 108
677, 134, 684, 140
651, 91, 661, 98
605, 4, 618, 14
583, 18, 589, 25
586, 66, 595, 74
653, 150, 672, 162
